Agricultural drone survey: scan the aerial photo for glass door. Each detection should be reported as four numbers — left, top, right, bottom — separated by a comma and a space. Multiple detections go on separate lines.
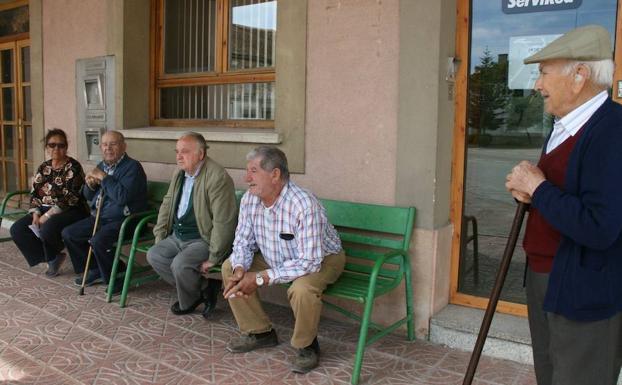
0, 39, 31, 194
451, 0, 619, 315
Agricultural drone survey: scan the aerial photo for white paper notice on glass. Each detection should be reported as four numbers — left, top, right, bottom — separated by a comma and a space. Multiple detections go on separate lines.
28, 224, 41, 239
508, 34, 561, 90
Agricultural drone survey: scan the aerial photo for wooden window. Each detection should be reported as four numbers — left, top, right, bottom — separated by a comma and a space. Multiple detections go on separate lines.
151, 0, 277, 128
0, 1, 29, 43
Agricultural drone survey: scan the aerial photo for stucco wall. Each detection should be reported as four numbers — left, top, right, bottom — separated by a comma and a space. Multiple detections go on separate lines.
224, 0, 400, 205
297, 0, 398, 202
41, 0, 108, 158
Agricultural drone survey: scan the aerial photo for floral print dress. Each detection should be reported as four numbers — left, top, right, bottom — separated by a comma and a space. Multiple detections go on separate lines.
29, 157, 86, 214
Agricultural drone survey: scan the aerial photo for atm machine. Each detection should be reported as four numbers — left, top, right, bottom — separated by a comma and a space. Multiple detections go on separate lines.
75, 56, 115, 162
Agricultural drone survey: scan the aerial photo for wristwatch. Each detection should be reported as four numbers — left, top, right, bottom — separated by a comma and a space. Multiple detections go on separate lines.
255, 272, 265, 287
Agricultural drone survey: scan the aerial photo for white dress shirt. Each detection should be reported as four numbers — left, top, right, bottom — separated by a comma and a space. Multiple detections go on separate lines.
546, 90, 608, 154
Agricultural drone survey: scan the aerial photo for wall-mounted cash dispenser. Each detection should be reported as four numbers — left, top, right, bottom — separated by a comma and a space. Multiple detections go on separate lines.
76, 56, 115, 162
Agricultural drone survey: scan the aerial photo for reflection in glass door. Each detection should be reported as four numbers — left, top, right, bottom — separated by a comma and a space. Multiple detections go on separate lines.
456, 1, 618, 307
0, 39, 31, 194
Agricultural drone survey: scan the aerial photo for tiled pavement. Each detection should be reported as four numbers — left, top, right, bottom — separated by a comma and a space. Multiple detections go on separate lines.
0, 236, 537, 384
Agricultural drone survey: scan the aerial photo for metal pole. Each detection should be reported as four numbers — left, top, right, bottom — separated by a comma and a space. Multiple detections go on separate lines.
79, 192, 104, 296
463, 202, 529, 385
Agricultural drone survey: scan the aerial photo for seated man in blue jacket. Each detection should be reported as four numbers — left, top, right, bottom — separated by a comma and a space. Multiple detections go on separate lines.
62, 130, 147, 290
506, 25, 622, 385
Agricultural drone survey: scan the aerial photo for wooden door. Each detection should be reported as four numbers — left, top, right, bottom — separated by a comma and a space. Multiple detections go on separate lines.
0, 39, 31, 194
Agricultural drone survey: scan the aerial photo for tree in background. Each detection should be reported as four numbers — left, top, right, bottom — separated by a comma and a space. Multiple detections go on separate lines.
468, 47, 510, 146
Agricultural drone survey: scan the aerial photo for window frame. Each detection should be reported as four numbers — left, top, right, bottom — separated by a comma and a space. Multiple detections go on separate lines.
0, 0, 30, 44
149, 0, 276, 128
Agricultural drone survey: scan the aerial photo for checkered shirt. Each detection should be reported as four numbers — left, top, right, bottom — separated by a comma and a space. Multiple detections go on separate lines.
230, 181, 342, 284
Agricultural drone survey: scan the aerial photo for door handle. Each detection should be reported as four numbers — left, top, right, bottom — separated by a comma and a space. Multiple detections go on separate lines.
17, 118, 23, 140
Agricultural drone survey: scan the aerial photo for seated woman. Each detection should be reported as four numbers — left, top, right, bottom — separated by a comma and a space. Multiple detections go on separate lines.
10, 128, 89, 277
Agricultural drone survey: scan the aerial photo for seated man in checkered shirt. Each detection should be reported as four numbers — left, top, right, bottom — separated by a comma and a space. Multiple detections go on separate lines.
221, 146, 345, 374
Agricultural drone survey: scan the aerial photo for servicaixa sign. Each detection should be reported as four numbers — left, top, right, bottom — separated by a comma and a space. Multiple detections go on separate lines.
502, 0, 582, 14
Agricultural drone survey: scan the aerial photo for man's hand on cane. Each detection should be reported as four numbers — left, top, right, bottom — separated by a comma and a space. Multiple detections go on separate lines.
505, 161, 546, 204
85, 167, 106, 189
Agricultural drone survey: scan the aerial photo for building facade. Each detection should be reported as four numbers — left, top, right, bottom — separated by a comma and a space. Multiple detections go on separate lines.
1, 0, 621, 341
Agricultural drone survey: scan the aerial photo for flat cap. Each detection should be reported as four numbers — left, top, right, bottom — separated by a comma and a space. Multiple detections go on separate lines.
523, 24, 612, 64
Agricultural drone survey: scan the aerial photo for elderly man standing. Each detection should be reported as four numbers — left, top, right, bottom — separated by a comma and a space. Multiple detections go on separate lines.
62, 130, 147, 290
506, 25, 622, 385
222, 146, 345, 374
147, 132, 237, 316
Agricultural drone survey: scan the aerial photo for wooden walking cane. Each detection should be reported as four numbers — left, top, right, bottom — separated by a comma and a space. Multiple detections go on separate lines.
463, 202, 529, 385
79, 192, 104, 296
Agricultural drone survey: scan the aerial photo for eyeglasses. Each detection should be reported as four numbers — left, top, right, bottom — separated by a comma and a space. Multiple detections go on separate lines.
47, 142, 67, 149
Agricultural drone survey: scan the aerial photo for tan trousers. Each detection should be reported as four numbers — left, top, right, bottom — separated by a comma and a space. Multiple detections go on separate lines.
222, 250, 346, 348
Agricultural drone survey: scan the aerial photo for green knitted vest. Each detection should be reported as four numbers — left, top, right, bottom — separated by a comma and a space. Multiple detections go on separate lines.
173, 182, 200, 241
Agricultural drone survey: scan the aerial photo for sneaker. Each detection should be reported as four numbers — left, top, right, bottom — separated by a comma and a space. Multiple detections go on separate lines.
74, 270, 103, 287
291, 338, 320, 373
226, 329, 279, 353
45, 252, 67, 277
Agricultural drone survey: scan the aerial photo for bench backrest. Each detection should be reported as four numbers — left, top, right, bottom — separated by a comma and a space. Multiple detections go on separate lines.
146, 181, 170, 210
235, 189, 245, 207
320, 198, 416, 282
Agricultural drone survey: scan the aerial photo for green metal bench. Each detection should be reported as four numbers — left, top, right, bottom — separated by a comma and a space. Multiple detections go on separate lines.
0, 190, 31, 242
106, 180, 170, 305
318, 198, 415, 385
211, 197, 416, 385
106, 188, 416, 385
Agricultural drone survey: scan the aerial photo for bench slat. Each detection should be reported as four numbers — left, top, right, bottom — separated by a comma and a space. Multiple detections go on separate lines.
344, 263, 401, 280
321, 198, 413, 236
325, 277, 397, 300
339, 231, 404, 250
345, 248, 403, 263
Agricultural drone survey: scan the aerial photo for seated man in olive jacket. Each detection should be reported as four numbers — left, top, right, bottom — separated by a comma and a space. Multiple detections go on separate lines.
147, 132, 237, 316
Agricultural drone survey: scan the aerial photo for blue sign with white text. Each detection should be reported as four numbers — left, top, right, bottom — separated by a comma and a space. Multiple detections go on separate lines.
502, 0, 582, 14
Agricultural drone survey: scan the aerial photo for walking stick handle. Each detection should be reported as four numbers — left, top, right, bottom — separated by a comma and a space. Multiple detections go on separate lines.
463, 202, 529, 385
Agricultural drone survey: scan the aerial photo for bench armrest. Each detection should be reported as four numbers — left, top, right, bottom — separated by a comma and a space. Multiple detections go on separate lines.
131, 213, 159, 244
114, 210, 158, 258
0, 190, 30, 216
366, 249, 409, 293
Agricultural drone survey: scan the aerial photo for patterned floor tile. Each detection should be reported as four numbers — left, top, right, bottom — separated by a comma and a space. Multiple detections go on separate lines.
0, 347, 46, 384
464, 358, 532, 385
373, 367, 465, 385
206, 363, 277, 385
31, 367, 83, 385
0, 239, 539, 385
10, 322, 72, 353
511, 366, 538, 385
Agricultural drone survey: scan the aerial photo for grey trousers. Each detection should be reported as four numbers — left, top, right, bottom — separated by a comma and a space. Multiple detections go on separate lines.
146, 234, 210, 309
526, 269, 622, 385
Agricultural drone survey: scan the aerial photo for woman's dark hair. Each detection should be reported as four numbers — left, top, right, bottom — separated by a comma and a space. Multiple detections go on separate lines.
44, 128, 68, 147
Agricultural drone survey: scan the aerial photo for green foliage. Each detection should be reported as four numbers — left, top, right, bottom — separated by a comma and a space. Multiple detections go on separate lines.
468, 47, 551, 147
468, 47, 510, 140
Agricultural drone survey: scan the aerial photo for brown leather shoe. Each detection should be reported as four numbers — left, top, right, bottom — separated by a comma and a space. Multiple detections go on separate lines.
292, 338, 320, 373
